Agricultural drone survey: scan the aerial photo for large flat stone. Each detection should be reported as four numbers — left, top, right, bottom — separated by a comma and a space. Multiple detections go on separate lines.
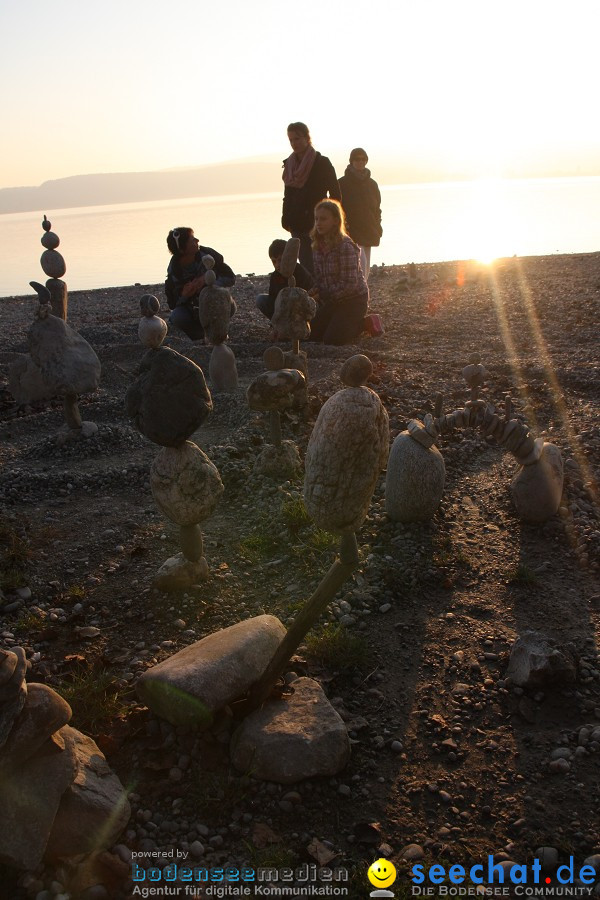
136, 615, 286, 727
230, 677, 351, 784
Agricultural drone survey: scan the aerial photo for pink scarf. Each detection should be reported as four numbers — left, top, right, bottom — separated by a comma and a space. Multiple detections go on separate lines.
282, 145, 317, 188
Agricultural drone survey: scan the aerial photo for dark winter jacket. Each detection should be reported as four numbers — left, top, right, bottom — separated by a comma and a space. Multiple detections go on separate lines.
282, 152, 342, 234
268, 262, 314, 302
337, 167, 382, 247
165, 246, 235, 310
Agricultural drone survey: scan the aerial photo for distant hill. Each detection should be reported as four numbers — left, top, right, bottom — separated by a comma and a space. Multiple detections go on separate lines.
2, 153, 599, 215
0, 161, 283, 215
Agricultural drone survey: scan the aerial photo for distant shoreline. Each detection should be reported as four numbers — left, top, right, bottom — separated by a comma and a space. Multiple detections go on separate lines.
2, 167, 599, 217
3, 250, 599, 302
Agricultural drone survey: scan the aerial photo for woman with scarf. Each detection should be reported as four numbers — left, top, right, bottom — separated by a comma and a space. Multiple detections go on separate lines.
337, 148, 382, 281
281, 122, 341, 274
308, 199, 368, 346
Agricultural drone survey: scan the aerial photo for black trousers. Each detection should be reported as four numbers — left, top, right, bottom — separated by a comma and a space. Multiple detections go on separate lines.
308, 292, 368, 345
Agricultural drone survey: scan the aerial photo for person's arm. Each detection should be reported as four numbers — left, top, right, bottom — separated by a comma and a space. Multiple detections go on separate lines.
327, 159, 342, 202
374, 182, 382, 233
320, 241, 364, 302
294, 263, 314, 292
165, 276, 178, 310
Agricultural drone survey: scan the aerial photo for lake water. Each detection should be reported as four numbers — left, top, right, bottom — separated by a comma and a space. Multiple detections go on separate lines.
1, 176, 599, 297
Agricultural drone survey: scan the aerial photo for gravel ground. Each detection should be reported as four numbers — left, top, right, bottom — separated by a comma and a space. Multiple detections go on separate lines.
0, 253, 599, 899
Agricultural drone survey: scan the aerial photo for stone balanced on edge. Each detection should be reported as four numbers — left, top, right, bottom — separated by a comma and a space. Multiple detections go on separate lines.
271, 237, 316, 378
198, 255, 239, 392
125, 295, 224, 591
246, 346, 306, 478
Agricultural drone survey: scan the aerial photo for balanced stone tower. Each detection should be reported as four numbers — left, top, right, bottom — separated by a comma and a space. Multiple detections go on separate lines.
8, 281, 101, 444
198, 255, 238, 392
248, 354, 389, 708
40, 215, 68, 320
246, 346, 306, 478
271, 237, 316, 378
126, 295, 224, 591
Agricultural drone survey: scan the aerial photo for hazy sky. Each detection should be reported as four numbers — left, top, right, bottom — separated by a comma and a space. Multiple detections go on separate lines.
2, 0, 599, 189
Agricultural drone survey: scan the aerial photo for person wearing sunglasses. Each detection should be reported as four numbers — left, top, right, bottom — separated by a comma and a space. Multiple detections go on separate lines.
165, 227, 235, 340
337, 148, 382, 282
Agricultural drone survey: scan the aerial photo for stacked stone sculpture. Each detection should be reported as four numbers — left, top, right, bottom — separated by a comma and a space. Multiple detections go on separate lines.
249, 354, 389, 709
126, 298, 224, 591
386, 413, 446, 523
0, 647, 130, 871
304, 354, 390, 534
385, 353, 564, 524
271, 238, 316, 378
8, 282, 101, 444
246, 346, 306, 477
198, 255, 238, 392
40, 215, 68, 320
138, 293, 168, 348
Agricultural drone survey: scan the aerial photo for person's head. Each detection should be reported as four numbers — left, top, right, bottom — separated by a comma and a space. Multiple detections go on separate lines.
268, 238, 287, 272
350, 147, 368, 171
167, 227, 198, 256
287, 122, 311, 157
310, 199, 348, 248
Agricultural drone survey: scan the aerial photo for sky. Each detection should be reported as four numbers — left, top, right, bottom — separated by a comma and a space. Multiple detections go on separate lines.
1, 0, 600, 189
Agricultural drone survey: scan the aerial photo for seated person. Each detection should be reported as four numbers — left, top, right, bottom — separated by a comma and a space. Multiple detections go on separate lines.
256, 238, 314, 321
308, 200, 368, 345
165, 227, 235, 340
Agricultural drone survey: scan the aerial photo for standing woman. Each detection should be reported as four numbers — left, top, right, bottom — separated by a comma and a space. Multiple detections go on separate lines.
308, 199, 368, 346
164, 227, 235, 340
281, 122, 341, 274
337, 148, 382, 281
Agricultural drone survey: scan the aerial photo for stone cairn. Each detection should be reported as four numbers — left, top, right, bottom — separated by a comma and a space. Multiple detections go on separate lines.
246, 346, 306, 478
271, 237, 316, 378
386, 352, 564, 523
8, 281, 101, 445
125, 296, 223, 591
248, 353, 390, 708
40, 214, 68, 320
198, 255, 238, 392
0, 646, 130, 873
135, 355, 388, 784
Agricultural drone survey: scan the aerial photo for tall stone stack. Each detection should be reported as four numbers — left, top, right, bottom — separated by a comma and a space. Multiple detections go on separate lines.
271, 237, 316, 378
40, 215, 68, 320
246, 346, 305, 478
197, 255, 239, 392
125, 296, 224, 591
304, 354, 390, 535
0, 647, 130, 871
8, 282, 101, 443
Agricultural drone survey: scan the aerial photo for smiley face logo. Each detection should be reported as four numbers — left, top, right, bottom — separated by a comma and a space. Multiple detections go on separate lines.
368, 858, 397, 889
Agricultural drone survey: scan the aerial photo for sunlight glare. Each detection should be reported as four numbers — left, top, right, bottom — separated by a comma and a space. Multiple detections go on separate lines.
454, 177, 509, 264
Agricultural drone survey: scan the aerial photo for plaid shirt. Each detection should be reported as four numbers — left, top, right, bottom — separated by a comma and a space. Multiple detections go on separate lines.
313, 237, 368, 303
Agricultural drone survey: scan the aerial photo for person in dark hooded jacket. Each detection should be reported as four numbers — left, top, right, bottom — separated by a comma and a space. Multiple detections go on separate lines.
337, 148, 382, 282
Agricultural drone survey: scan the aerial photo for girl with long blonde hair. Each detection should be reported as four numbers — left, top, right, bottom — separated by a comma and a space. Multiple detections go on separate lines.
308, 199, 369, 345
